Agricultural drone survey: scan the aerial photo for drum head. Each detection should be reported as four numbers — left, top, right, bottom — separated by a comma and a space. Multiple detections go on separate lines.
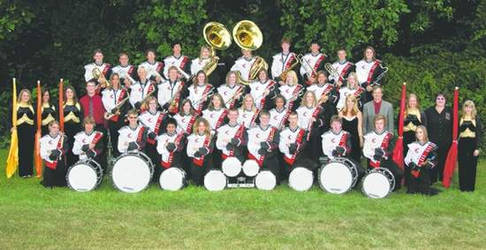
255, 170, 276, 191
67, 163, 98, 192
112, 154, 152, 193
204, 170, 227, 191
289, 167, 314, 192
362, 172, 392, 199
319, 162, 353, 194
242, 159, 259, 177
222, 157, 242, 177
160, 167, 186, 191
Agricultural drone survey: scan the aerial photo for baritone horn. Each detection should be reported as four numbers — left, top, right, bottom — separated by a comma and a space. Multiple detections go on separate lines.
202, 22, 232, 77
92, 67, 110, 88
232, 20, 268, 85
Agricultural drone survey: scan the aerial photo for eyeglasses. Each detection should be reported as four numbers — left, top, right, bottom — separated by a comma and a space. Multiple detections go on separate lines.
436, 97, 445, 100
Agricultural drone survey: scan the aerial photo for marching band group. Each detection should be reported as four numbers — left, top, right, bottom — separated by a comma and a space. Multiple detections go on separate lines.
12, 29, 481, 196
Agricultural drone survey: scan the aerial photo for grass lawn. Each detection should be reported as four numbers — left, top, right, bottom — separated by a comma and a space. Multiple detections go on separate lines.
0, 149, 484, 249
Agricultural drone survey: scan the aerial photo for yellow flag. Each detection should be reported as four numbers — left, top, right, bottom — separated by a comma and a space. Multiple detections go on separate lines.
6, 78, 19, 178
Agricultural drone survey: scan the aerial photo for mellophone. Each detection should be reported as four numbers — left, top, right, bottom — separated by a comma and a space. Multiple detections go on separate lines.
66, 154, 397, 199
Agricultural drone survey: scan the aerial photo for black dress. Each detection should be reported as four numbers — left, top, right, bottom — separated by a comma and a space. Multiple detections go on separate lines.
342, 116, 361, 162
41, 103, 57, 136
63, 101, 83, 167
458, 117, 482, 192
16, 104, 35, 177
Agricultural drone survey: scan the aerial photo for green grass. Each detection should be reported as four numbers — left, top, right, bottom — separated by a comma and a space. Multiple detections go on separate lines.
0, 149, 484, 249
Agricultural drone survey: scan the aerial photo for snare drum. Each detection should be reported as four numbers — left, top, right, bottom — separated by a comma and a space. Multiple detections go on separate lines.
67, 159, 103, 192
361, 167, 396, 199
222, 157, 242, 177
159, 167, 187, 191
204, 169, 227, 191
318, 157, 358, 194
111, 152, 154, 193
288, 167, 314, 192
255, 170, 277, 191
242, 159, 260, 177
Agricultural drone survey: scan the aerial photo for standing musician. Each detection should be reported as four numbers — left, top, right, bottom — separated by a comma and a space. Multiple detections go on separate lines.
40, 121, 69, 188
238, 94, 259, 129
102, 73, 129, 157
247, 111, 281, 184
271, 38, 297, 82
156, 118, 187, 178
404, 125, 439, 195
63, 86, 83, 167
249, 69, 277, 110
402, 94, 427, 161
307, 71, 339, 106
297, 91, 336, 162
329, 48, 355, 87
163, 42, 190, 80
127, 66, 157, 110
278, 112, 310, 180
40, 90, 57, 136
321, 116, 352, 160
174, 100, 198, 135
269, 95, 289, 130
117, 109, 149, 154
299, 40, 326, 85
363, 115, 402, 189
14, 89, 35, 178
139, 96, 169, 179
191, 45, 212, 78
139, 49, 164, 82
157, 66, 187, 114
187, 70, 214, 115
355, 46, 386, 103
202, 94, 228, 131
111, 52, 136, 86
216, 108, 248, 167
336, 72, 365, 111
217, 71, 246, 109
277, 70, 303, 111
72, 117, 104, 166
84, 49, 111, 83
230, 49, 257, 83
186, 118, 215, 186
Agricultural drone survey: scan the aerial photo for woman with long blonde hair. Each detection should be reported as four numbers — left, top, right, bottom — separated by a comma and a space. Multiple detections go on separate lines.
339, 94, 363, 162
186, 117, 215, 186
14, 89, 35, 177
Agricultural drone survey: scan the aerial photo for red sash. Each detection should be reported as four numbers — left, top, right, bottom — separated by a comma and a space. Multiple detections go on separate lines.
411, 143, 435, 177
45, 136, 64, 170
338, 132, 349, 152
110, 89, 127, 122
306, 106, 322, 140
102, 64, 111, 76
250, 109, 260, 127
127, 65, 135, 75
224, 124, 246, 158
228, 85, 244, 109
312, 55, 325, 78
195, 85, 213, 114
370, 132, 393, 168
287, 85, 302, 110
366, 60, 381, 85
192, 135, 212, 167
156, 62, 164, 72
283, 128, 306, 165
180, 56, 189, 70
353, 87, 364, 97
259, 81, 275, 108
215, 110, 228, 130
284, 53, 295, 70
147, 113, 165, 145
248, 127, 276, 167
185, 115, 197, 134
338, 62, 353, 82
161, 133, 185, 169
168, 81, 185, 114
136, 127, 146, 146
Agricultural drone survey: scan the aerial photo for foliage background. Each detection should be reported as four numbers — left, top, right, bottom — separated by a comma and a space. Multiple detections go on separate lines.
0, 0, 484, 146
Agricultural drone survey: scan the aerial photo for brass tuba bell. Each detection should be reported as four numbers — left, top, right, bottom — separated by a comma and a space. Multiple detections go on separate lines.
202, 22, 232, 77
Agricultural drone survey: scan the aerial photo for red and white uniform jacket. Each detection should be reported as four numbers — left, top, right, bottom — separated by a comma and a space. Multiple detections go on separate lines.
329, 61, 354, 83
249, 80, 276, 110
186, 132, 214, 166
278, 84, 303, 109
174, 113, 197, 135
72, 130, 104, 160
363, 130, 394, 168
102, 88, 128, 121
187, 83, 213, 113
217, 84, 245, 109
279, 126, 307, 165
190, 57, 211, 76
296, 105, 322, 131
117, 125, 147, 153
112, 64, 136, 82
139, 110, 167, 144
355, 59, 382, 86
230, 56, 257, 82
156, 132, 185, 168
84, 62, 111, 82
128, 79, 156, 107
337, 86, 365, 110
271, 52, 297, 79
157, 79, 185, 108
247, 125, 279, 166
202, 108, 228, 131
269, 107, 288, 130
40, 133, 67, 169
404, 141, 437, 168
238, 108, 259, 129
139, 60, 164, 80
216, 123, 247, 158
299, 52, 326, 81
321, 130, 351, 159
163, 55, 190, 79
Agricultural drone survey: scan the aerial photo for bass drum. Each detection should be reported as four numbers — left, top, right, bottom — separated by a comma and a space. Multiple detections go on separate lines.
361, 167, 396, 199
288, 167, 314, 192
221, 157, 242, 177
204, 169, 227, 191
159, 167, 187, 191
66, 159, 103, 192
255, 170, 276, 191
111, 152, 154, 193
242, 159, 260, 177
318, 157, 358, 194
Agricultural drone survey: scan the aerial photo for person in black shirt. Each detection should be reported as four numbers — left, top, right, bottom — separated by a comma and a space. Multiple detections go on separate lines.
424, 93, 452, 183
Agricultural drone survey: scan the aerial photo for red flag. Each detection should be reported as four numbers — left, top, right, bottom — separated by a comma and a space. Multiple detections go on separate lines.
392, 82, 407, 170
442, 87, 459, 188
59, 79, 64, 132
34, 81, 43, 178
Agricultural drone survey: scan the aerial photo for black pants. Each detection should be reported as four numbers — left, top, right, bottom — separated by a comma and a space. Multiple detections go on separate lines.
262, 154, 280, 185
64, 122, 82, 167
41, 160, 68, 188
190, 155, 213, 186
406, 167, 432, 194
303, 129, 322, 162
458, 138, 478, 192
430, 142, 450, 183
107, 119, 124, 157
145, 143, 160, 182
17, 123, 34, 177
